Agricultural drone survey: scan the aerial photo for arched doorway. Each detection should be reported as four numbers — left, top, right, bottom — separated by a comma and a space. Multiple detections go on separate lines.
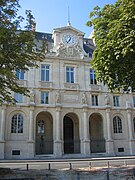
35, 112, 53, 155
89, 113, 105, 153
63, 113, 80, 154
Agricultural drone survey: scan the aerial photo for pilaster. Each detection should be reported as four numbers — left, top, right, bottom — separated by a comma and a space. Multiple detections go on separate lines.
0, 104, 7, 159
105, 107, 114, 155
81, 106, 90, 156
54, 106, 63, 157
28, 106, 35, 142
27, 106, 35, 158
127, 109, 134, 155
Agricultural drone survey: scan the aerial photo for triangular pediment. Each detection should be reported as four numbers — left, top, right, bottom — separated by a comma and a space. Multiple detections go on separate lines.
53, 25, 85, 36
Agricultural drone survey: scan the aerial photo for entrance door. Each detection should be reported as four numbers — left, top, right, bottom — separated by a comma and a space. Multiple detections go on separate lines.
89, 113, 105, 153
35, 112, 53, 155
64, 116, 74, 154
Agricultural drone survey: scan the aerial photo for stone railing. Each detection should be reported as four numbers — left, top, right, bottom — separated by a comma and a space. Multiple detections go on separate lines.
89, 85, 102, 92
64, 83, 79, 90
17, 80, 27, 87
38, 81, 53, 88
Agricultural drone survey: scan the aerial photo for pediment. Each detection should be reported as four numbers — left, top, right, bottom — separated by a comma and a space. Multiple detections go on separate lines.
53, 25, 84, 36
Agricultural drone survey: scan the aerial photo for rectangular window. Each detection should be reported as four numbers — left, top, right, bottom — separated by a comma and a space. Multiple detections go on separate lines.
66, 66, 74, 83
41, 64, 50, 81
133, 118, 135, 132
92, 95, 98, 106
133, 97, 135, 107
113, 96, 120, 107
14, 93, 23, 103
41, 92, 49, 104
118, 148, 124, 152
90, 69, 97, 84
16, 69, 24, 80
12, 150, 20, 155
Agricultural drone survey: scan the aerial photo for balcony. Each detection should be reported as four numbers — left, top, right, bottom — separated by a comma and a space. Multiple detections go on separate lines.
38, 81, 53, 89
89, 84, 102, 92
64, 83, 79, 91
17, 80, 27, 87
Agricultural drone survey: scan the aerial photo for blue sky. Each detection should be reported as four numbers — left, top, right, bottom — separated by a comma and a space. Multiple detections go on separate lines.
19, 0, 117, 37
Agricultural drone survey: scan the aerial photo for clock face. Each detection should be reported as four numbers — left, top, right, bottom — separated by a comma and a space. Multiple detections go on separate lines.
62, 34, 77, 46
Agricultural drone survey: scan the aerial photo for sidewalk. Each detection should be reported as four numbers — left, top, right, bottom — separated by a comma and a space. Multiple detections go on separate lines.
0, 155, 135, 163
0, 164, 135, 179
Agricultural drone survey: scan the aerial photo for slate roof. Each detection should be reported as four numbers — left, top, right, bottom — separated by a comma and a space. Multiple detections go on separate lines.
36, 32, 95, 54
36, 32, 53, 42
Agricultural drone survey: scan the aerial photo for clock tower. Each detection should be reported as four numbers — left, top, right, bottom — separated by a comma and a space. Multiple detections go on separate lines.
52, 25, 87, 59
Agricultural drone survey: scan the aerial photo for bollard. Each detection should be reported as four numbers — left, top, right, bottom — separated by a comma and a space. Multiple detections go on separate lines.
133, 168, 135, 177
46, 174, 49, 180
107, 170, 109, 180
48, 163, 51, 170
69, 163, 72, 170
107, 161, 110, 169
107, 161, 110, 180
26, 163, 29, 171
89, 162, 92, 169
124, 160, 127, 166
77, 172, 80, 180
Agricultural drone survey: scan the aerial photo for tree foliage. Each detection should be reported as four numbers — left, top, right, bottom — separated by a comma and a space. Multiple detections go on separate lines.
87, 0, 135, 91
0, 0, 45, 103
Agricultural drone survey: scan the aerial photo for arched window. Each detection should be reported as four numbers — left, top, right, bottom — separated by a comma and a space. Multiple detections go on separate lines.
133, 117, 135, 132
11, 114, 23, 133
37, 120, 45, 134
113, 116, 122, 133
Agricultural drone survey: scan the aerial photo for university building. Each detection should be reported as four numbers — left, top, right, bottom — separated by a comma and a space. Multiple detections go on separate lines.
0, 24, 135, 159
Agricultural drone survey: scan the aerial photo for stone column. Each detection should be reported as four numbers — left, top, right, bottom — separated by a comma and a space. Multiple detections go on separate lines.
81, 107, 90, 155
28, 107, 34, 158
106, 108, 114, 155
0, 105, 6, 159
54, 106, 62, 157
127, 109, 134, 155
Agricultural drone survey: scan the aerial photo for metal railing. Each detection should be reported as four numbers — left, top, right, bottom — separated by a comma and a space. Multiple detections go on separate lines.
64, 140, 80, 154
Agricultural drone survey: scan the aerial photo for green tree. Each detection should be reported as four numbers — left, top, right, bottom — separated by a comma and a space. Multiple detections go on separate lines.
0, 0, 45, 103
87, 0, 135, 91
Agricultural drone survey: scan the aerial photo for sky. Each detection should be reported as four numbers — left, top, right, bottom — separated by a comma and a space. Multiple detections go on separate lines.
18, 0, 117, 37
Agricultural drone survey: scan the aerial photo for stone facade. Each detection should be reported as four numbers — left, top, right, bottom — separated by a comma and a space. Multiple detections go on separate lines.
0, 25, 135, 159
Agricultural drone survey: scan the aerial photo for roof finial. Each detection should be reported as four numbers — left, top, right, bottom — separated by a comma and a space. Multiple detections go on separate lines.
67, 6, 71, 26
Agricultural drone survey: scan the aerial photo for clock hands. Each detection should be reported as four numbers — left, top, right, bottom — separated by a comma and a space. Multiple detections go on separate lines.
62, 34, 76, 45
66, 36, 71, 43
